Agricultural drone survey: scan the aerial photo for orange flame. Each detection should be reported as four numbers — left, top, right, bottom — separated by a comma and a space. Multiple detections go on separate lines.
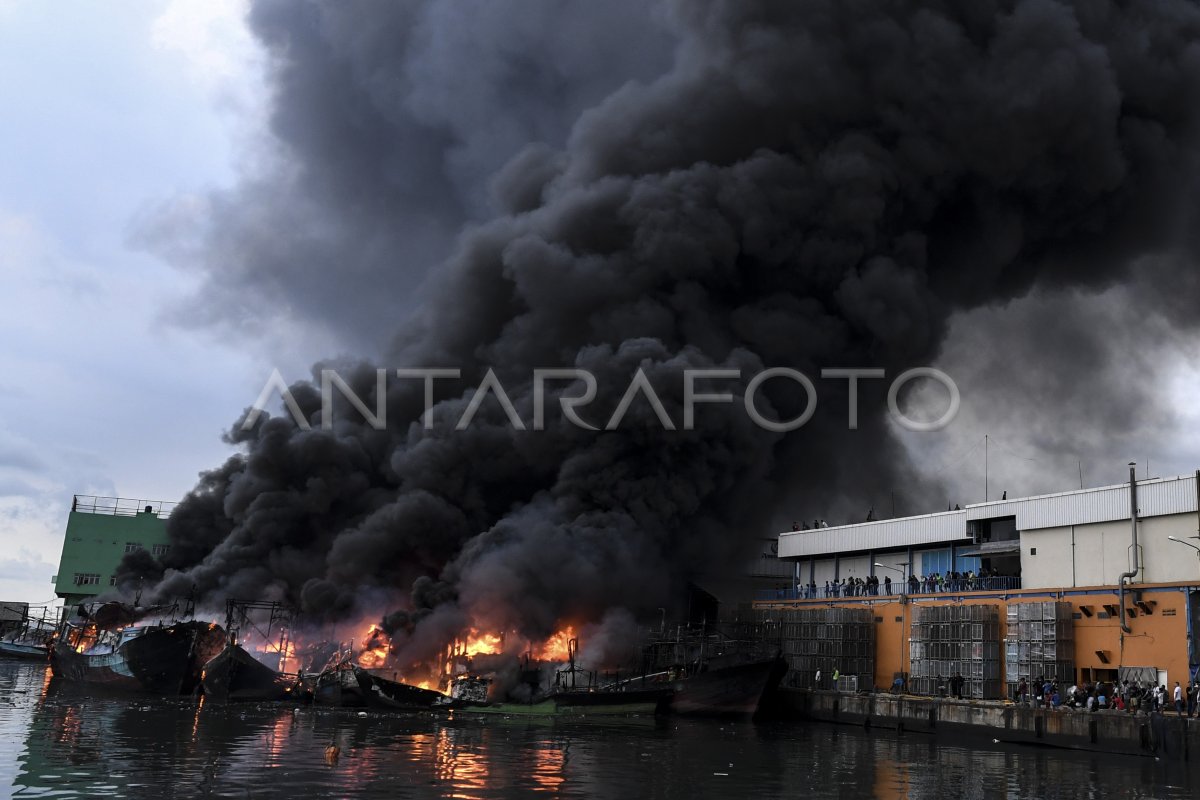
253, 639, 297, 672
461, 629, 504, 657
533, 626, 576, 662
356, 623, 392, 669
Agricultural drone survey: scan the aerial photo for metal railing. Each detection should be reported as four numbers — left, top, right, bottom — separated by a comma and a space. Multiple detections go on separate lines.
757, 576, 1023, 601
71, 495, 177, 518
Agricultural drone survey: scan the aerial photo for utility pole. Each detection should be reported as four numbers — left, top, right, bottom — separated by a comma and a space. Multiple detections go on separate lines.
984, 434, 989, 502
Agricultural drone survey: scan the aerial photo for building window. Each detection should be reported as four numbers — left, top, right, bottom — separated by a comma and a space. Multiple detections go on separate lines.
152, 544, 171, 557
109, 575, 117, 586
73, 573, 100, 586
920, 548, 952, 576
124, 542, 143, 553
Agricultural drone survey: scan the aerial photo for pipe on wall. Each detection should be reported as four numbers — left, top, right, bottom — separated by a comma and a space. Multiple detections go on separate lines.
1118, 463, 1140, 634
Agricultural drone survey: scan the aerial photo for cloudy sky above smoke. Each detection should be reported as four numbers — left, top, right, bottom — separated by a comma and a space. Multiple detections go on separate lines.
2, 0, 1200, 616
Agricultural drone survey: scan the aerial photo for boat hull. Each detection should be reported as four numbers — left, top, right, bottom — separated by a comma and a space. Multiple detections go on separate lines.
460, 688, 671, 717
50, 622, 226, 695
313, 664, 443, 710
313, 664, 367, 707
362, 670, 445, 710
0, 641, 49, 660
669, 657, 788, 718
202, 643, 301, 703
460, 699, 662, 716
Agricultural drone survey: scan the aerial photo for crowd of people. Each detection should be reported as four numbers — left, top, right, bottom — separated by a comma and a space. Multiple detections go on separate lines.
1015, 677, 1200, 716
783, 569, 1017, 599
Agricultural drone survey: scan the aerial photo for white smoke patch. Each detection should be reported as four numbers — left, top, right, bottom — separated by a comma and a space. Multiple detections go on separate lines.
898, 282, 1200, 508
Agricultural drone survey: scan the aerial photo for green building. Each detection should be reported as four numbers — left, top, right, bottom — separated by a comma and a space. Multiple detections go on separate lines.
53, 496, 175, 607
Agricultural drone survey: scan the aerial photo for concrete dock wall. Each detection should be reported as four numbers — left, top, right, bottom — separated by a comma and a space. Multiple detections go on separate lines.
775, 689, 1200, 761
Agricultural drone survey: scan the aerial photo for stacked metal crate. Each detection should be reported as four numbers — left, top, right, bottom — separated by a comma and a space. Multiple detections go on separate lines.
753, 607, 875, 690
1004, 601, 1075, 699
907, 605, 1003, 699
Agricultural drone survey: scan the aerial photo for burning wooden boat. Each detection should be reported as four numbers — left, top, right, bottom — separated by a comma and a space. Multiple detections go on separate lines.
50, 618, 226, 694
452, 640, 672, 717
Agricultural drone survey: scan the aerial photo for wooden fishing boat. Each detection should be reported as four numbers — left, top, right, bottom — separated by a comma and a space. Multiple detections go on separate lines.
456, 687, 671, 717
0, 609, 57, 660
50, 620, 226, 694
450, 644, 672, 717
666, 655, 788, 717
201, 642, 305, 703
0, 639, 50, 660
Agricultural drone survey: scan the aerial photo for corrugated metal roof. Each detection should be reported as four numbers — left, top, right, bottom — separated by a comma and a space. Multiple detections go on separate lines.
965, 473, 1197, 531
778, 510, 969, 558
777, 472, 1198, 558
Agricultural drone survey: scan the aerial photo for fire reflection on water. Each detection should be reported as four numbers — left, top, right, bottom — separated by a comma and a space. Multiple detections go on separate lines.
53, 705, 82, 749
531, 744, 568, 793
260, 709, 292, 769
427, 726, 490, 800
191, 694, 204, 741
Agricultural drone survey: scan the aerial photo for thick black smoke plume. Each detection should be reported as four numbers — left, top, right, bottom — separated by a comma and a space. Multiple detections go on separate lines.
120, 0, 1200, 665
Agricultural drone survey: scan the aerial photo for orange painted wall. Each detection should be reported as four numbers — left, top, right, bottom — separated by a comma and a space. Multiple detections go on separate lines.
755, 582, 1195, 692
1069, 588, 1191, 686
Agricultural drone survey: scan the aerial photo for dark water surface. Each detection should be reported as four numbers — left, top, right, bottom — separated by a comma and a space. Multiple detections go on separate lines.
1, 660, 1196, 799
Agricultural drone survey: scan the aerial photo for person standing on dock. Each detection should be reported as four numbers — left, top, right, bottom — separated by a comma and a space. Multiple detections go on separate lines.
1174, 682, 1184, 716
815, 669, 821, 689
1188, 682, 1197, 718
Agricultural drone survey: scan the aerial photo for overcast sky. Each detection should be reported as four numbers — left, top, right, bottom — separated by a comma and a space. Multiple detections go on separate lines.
2, 1, 1198, 608
0, 0, 293, 604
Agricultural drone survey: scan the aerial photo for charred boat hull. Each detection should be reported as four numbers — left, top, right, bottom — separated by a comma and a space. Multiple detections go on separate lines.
362, 670, 444, 710
50, 622, 226, 695
669, 656, 788, 718
202, 643, 302, 703
313, 664, 444, 710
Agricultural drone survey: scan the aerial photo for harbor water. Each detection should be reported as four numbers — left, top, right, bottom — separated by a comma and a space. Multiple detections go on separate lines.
1, 660, 1196, 798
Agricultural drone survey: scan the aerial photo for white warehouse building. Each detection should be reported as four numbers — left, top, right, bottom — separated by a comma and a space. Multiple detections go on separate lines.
775, 469, 1200, 598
